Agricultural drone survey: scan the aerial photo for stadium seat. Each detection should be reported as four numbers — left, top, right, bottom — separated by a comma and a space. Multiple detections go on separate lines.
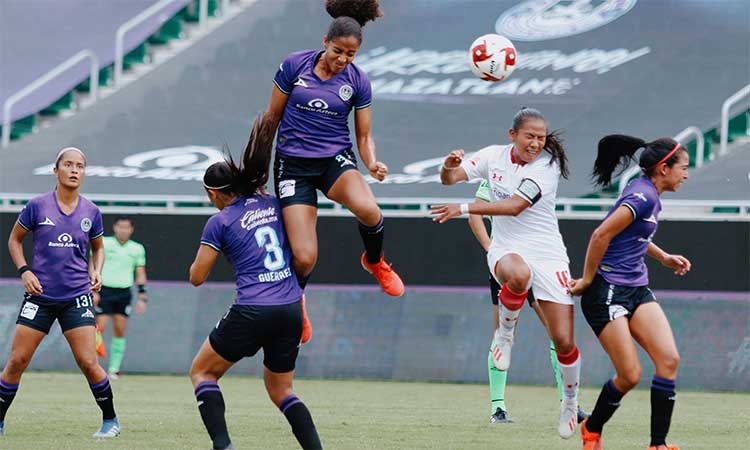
148, 15, 184, 45
39, 91, 75, 116
727, 110, 749, 141
75, 66, 113, 92
182, 0, 219, 22
123, 43, 151, 70
0, 114, 36, 140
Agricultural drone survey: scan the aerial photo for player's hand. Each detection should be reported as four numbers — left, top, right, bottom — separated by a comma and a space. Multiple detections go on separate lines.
662, 254, 691, 276
568, 277, 590, 296
92, 291, 101, 306
443, 149, 465, 170
90, 271, 102, 292
21, 271, 43, 296
368, 161, 388, 181
430, 203, 462, 223
135, 297, 147, 315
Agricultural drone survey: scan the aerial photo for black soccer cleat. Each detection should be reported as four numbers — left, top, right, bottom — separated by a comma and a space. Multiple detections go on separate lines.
577, 405, 591, 423
490, 407, 514, 423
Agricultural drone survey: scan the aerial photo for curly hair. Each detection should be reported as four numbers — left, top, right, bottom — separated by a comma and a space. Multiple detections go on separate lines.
325, 0, 382, 26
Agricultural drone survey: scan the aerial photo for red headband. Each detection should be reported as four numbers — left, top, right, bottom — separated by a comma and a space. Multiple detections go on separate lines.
647, 143, 681, 171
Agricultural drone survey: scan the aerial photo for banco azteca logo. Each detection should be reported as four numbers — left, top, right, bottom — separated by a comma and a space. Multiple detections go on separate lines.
307, 98, 329, 109
496, 0, 637, 42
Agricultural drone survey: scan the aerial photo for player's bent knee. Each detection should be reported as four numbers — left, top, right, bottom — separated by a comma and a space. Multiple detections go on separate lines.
6, 353, 31, 374
659, 351, 680, 375
266, 386, 294, 406
618, 365, 642, 391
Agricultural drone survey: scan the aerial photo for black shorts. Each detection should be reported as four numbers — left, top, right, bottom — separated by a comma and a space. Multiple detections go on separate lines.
273, 149, 359, 208
209, 301, 302, 373
95, 287, 133, 317
581, 274, 657, 336
489, 276, 536, 308
16, 293, 96, 334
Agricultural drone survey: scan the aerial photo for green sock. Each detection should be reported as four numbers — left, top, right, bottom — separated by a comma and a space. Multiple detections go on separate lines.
108, 337, 127, 374
549, 340, 563, 402
488, 348, 508, 413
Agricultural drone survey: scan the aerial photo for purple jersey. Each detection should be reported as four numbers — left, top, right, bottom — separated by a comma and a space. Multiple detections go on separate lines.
273, 50, 372, 158
17, 191, 104, 301
599, 177, 662, 287
200, 194, 302, 306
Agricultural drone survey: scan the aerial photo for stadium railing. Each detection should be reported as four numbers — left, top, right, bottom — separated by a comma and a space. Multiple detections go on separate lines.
720, 83, 750, 156
1, 193, 748, 221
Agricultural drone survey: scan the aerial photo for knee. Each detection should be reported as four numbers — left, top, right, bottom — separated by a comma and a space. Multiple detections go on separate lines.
552, 337, 575, 356
5, 353, 31, 374
658, 351, 680, 376
504, 273, 530, 293
267, 386, 294, 407
76, 355, 100, 377
618, 364, 642, 391
356, 205, 381, 226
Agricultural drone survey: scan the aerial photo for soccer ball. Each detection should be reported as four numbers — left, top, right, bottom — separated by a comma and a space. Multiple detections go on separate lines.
468, 34, 517, 82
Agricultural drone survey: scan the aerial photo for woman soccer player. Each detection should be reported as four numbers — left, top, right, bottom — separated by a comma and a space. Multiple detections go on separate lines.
0, 147, 119, 438
189, 116, 322, 450
569, 135, 690, 450
469, 181, 589, 424
263, 0, 404, 296
432, 108, 582, 438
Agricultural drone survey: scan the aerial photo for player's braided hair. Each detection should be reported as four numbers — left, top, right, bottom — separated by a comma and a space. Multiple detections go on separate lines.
593, 135, 685, 187
325, 0, 383, 43
203, 114, 274, 196
512, 108, 569, 179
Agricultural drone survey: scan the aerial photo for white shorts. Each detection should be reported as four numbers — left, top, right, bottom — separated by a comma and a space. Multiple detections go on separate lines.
486, 247, 573, 305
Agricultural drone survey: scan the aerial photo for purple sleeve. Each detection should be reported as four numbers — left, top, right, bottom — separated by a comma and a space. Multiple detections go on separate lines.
200, 216, 223, 252
90, 209, 104, 240
17, 200, 36, 231
353, 69, 372, 109
620, 191, 655, 219
272, 53, 297, 95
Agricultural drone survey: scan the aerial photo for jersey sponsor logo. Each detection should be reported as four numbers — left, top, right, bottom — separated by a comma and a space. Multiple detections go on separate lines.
307, 98, 329, 109
294, 77, 308, 88
81, 309, 95, 319
49, 233, 79, 248
39, 217, 55, 226
240, 207, 277, 230
496, 0, 638, 42
339, 84, 353, 101
279, 180, 296, 199
81, 217, 92, 232
20, 302, 39, 320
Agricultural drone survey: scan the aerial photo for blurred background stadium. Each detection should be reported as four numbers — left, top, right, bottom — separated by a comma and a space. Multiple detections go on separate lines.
0, 1, 748, 448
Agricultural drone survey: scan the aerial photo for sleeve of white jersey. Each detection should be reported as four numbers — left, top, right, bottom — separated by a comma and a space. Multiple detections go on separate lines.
459, 146, 493, 182
514, 159, 560, 204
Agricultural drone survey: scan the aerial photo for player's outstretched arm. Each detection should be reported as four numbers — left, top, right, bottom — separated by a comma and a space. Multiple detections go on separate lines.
440, 149, 469, 185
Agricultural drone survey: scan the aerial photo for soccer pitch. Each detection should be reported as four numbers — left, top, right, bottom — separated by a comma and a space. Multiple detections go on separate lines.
0, 372, 747, 450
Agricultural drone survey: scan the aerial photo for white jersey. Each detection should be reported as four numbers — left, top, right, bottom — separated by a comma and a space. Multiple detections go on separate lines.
461, 144, 569, 263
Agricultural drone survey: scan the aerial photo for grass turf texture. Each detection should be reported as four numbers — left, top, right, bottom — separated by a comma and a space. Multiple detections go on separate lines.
0, 372, 747, 449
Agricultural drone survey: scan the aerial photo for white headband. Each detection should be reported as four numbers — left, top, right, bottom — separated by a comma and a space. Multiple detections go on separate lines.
55, 147, 87, 165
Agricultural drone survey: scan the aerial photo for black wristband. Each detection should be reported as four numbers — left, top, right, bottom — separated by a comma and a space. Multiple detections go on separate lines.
18, 265, 31, 276
138, 284, 146, 294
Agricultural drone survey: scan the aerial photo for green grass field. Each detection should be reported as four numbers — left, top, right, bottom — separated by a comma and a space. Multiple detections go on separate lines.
0, 372, 747, 450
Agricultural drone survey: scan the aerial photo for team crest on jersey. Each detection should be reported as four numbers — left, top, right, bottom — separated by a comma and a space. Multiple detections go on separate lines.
339, 84, 353, 101
81, 217, 92, 232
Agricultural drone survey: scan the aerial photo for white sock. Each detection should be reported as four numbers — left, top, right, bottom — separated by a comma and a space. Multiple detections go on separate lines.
499, 306, 520, 333
558, 354, 581, 402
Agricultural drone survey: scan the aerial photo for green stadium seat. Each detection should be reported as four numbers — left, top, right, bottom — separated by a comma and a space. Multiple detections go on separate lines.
75, 66, 113, 92
123, 43, 150, 70
182, 0, 219, 22
39, 91, 75, 116
704, 128, 720, 144
148, 15, 184, 45
727, 111, 749, 141
0, 114, 36, 140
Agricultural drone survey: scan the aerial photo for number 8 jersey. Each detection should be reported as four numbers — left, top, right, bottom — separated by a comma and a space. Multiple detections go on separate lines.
200, 194, 302, 306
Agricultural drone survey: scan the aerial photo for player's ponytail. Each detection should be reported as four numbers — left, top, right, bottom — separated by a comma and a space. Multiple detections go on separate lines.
203, 114, 274, 197
325, 0, 383, 43
593, 135, 684, 187
512, 107, 569, 179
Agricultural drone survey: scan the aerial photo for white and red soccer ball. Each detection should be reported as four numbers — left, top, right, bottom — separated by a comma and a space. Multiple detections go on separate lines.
469, 34, 517, 82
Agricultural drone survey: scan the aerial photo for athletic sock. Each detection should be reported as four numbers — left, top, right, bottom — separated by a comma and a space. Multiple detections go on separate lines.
548, 340, 563, 402
556, 345, 581, 402
488, 346, 508, 412
279, 394, 322, 450
650, 376, 676, 447
108, 337, 126, 374
358, 216, 384, 264
498, 285, 526, 331
586, 379, 625, 433
195, 381, 231, 450
89, 375, 117, 420
0, 378, 19, 421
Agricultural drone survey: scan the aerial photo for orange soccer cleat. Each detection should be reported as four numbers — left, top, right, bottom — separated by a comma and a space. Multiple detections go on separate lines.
581, 419, 602, 450
300, 295, 313, 344
647, 446, 679, 450
95, 326, 106, 359
360, 253, 404, 297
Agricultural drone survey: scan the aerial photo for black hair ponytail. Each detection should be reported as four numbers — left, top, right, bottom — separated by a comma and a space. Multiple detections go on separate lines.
325, 0, 383, 43
512, 107, 569, 179
593, 135, 683, 187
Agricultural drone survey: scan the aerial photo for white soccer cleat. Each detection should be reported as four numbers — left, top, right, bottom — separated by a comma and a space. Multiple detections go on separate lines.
490, 327, 514, 371
92, 418, 120, 438
558, 399, 578, 439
